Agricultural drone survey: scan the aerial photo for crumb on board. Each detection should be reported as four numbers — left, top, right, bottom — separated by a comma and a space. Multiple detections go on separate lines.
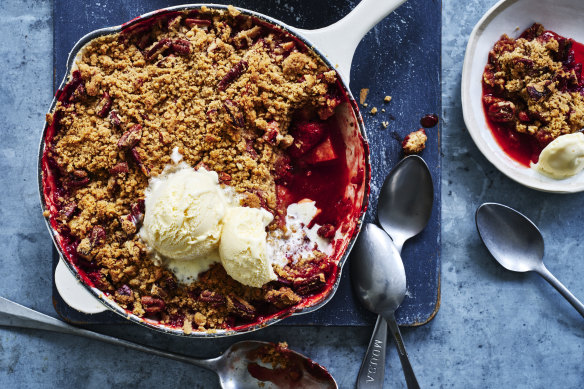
370, 107, 378, 115
384, 95, 392, 103
402, 128, 427, 154
382, 121, 389, 128
381, 108, 385, 112
359, 88, 369, 105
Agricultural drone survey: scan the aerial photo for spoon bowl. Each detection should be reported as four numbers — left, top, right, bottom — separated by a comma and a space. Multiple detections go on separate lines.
475, 202, 584, 319
351, 223, 406, 316
475, 203, 545, 272
378, 155, 434, 251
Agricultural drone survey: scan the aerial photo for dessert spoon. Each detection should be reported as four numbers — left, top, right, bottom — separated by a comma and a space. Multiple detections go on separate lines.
0, 296, 337, 388
352, 224, 413, 388
353, 155, 433, 388
476, 202, 584, 318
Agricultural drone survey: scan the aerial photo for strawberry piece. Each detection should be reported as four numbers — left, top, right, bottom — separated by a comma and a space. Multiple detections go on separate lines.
276, 185, 294, 208
303, 137, 337, 165
273, 155, 292, 185
288, 121, 326, 158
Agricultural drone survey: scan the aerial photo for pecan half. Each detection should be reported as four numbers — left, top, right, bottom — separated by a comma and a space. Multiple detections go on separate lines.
199, 290, 226, 306
145, 38, 172, 61
526, 82, 552, 102
109, 110, 122, 128
130, 147, 150, 176
245, 140, 259, 159
218, 60, 248, 91
141, 296, 166, 313
68, 169, 90, 188
223, 99, 244, 127
293, 273, 326, 296
487, 101, 515, 123
264, 287, 301, 308
89, 225, 106, 247
218, 172, 232, 184
95, 92, 112, 118
117, 124, 142, 149
227, 295, 256, 321
185, 18, 211, 27
58, 201, 77, 221
109, 162, 129, 176
119, 199, 145, 235
171, 39, 191, 56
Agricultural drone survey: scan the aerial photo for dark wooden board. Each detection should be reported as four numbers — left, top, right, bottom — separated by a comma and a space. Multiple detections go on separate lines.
52, 0, 441, 326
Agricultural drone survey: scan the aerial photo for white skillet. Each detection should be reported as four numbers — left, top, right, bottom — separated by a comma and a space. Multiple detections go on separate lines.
54, 0, 406, 318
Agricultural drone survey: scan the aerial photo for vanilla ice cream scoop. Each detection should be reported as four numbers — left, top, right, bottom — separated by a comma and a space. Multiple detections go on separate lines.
219, 207, 276, 288
140, 166, 227, 261
533, 132, 584, 179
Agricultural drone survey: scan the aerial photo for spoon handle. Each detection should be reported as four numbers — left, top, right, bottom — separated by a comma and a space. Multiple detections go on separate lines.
537, 266, 584, 318
0, 297, 219, 372
356, 315, 387, 388
385, 313, 420, 389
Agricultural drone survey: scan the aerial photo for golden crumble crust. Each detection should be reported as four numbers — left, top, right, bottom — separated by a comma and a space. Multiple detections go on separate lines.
44, 8, 341, 331
483, 23, 584, 144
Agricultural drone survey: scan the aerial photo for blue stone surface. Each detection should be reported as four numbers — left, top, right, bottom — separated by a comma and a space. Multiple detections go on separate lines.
0, 0, 582, 388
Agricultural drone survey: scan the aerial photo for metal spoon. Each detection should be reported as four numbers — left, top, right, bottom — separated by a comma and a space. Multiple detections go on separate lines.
0, 296, 337, 389
475, 202, 584, 319
378, 155, 434, 253
353, 156, 433, 388
352, 224, 410, 388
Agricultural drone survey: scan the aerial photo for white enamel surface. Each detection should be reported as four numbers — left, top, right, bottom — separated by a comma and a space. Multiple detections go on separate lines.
292, 0, 406, 84
461, 0, 584, 193
55, 259, 106, 314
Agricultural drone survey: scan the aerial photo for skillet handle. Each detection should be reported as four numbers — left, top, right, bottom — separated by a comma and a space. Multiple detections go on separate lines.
293, 0, 407, 84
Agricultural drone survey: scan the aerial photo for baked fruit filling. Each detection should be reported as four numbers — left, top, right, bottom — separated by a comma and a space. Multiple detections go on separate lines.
42, 7, 363, 332
482, 23, 584, 167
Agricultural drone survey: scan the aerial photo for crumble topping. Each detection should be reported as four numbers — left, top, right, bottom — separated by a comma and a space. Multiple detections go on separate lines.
483, 23, 584, 146
43, 7, 345, 331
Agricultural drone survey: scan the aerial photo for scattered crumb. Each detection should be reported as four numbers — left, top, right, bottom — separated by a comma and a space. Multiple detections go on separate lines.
402, 129, 427, 155
381, 108, 385, 112
384, 95, 392, 103
363, 103, 368, 107
359, 88, 369, 105
382, 121, 389, 128
370, 107, 378, 115
43, 210, 50, 217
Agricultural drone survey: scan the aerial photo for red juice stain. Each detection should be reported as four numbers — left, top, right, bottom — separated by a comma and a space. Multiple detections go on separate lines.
420, 113, 439, 128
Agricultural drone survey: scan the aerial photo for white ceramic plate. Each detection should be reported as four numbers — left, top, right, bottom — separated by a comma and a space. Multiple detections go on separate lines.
462, 0, 584, 193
